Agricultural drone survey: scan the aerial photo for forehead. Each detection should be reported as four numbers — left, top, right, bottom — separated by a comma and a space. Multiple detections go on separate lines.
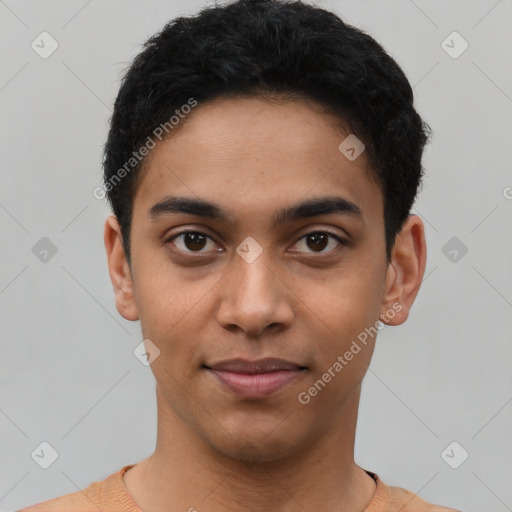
133, 96, 383, 228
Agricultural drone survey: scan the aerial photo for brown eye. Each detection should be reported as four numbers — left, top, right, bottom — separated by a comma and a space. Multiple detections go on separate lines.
167, 231, 219, 253
292, 232, 347, 254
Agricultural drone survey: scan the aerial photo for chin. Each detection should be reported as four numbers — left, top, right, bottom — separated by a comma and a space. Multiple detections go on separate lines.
207, 428, 304, 464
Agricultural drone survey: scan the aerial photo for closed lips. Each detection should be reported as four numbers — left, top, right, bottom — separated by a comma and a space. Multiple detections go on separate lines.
204, 358, 307, 399
204, 358, 306, 373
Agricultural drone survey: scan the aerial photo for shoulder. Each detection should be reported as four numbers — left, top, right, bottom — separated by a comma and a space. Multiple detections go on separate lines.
17, 485, 100, 511
387, 482, 461, 512
366, 470, 461, 512
16, 464, 140, 512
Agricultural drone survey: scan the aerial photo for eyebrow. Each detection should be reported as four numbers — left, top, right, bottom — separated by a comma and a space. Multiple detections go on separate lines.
148, 195, 364, 226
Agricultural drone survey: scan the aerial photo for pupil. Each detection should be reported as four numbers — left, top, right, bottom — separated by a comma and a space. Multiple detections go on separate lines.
185, 232, 206, 251
308, 233, 327, 252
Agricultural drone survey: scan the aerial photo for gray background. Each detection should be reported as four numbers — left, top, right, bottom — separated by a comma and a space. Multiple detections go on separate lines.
1, 1, 511, 510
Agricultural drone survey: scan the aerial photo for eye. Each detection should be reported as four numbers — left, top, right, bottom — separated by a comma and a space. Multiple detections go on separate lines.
164, 229, 348, 256
291, 231, 348, 254
165, 230, 220, 254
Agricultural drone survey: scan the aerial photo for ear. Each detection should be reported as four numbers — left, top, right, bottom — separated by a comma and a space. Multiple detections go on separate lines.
104, 215, 139, 321
379, 214, 427, 326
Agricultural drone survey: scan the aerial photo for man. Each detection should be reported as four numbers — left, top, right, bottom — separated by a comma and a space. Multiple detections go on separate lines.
19, 0, 460, 510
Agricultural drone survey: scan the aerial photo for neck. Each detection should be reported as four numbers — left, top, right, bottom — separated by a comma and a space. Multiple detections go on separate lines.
123, 384, 376, 512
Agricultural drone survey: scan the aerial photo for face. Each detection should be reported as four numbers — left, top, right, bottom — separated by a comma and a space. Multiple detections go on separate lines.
106, 96, 423, 462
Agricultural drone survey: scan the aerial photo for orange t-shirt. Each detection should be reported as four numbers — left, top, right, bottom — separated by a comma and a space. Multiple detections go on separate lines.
18, 464, 460, 511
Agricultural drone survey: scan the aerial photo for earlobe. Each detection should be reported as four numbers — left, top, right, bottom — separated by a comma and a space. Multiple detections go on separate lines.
104, 215, 140, 321
379, 215, 427, 327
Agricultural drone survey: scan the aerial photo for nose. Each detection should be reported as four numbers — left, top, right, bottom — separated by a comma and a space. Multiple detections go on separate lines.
215, 250, 294, 338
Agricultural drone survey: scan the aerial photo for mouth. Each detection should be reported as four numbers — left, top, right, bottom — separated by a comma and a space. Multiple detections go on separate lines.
203, 358, 307, 399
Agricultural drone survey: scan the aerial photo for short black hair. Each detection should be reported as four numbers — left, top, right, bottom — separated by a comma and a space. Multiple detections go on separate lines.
102, 0, 430, 266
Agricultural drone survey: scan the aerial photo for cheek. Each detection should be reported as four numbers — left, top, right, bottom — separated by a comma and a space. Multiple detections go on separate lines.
298, 268, 384, 387
133, 248, 188, 328
133, 265, 217, 371
298, 268, 382, 337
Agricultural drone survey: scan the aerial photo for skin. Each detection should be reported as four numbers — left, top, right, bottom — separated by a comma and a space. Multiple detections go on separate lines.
104, 96, 426, 512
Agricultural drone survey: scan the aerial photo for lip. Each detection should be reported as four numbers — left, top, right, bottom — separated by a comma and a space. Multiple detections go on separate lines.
204, 358, 306, 399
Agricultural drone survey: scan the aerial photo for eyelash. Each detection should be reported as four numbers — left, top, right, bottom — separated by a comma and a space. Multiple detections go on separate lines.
163, 230, 349, 256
